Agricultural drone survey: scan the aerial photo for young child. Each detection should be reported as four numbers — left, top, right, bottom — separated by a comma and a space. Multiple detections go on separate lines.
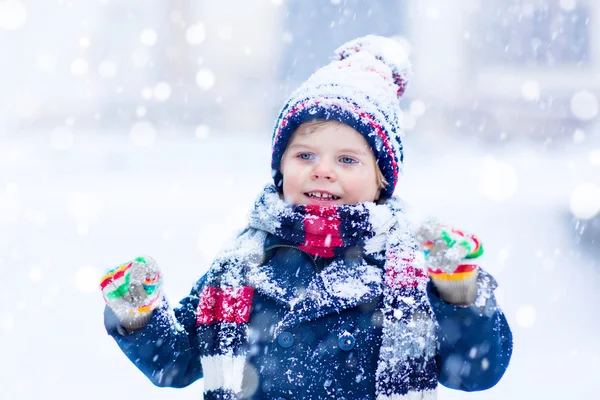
101, 35, 512, 400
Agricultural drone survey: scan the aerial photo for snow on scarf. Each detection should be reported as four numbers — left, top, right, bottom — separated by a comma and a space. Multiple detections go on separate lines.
196, 184, 438, 400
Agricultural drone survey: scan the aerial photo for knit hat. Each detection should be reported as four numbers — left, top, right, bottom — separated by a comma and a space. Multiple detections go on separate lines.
271, 35, 411, 200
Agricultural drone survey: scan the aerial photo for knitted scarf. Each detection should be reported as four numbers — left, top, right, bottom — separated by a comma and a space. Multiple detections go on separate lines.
196, 185, 438, 400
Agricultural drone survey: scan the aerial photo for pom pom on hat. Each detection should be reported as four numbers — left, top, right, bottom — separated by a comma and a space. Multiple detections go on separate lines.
271, 35, 410, 200
335, 34, 411, 98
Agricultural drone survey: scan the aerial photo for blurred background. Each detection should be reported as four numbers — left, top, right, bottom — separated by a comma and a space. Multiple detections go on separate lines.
1, 0, 599, 399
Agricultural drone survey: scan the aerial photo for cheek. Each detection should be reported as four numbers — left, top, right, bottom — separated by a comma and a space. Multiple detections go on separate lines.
349, 170, 379, 198
281, 161, 302, 191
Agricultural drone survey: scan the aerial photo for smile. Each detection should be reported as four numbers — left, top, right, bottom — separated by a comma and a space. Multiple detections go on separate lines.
305, 191, 340, 200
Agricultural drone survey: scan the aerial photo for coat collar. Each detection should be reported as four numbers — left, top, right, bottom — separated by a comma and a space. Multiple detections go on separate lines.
248, 235, 385, 335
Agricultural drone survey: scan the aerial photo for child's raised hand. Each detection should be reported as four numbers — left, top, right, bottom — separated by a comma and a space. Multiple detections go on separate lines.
100, 256, 163, 330
416, 219, 484, 305
416, 219, 483, 273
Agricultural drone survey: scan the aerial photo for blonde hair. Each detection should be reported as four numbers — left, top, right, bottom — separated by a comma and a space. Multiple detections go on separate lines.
375, 164, 389, 190
286, 119, 389, 190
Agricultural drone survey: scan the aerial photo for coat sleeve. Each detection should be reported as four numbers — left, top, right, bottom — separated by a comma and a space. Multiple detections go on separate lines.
104, 273, 208, 388
427, 268, 513, 392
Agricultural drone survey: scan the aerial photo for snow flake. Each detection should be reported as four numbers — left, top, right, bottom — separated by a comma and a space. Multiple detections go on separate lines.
196, 68, 215, 90
481, 358, 490, 370
153, 82, 172, 102
409, 100, 426, 117
559, 0, 577, 12
79, 36, 91, 48
186, 23, 206, 45
589, 149, 600, 166
141, 87, 153, 100
521, 80, 540, 101
29, 267, 42, 282
0, 0, 27, 30
70, 59, 89, 75
570, 90, 598, 120
516, 304, 536, 328
569, 182, 600, 219
140, 29, 158, 47
573, 129, 585, 143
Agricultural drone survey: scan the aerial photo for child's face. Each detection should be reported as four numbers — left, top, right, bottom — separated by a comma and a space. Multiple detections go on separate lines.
280, 121, 381, 206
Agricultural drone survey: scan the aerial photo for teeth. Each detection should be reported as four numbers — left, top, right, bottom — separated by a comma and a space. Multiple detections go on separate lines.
308, 192, 337, 199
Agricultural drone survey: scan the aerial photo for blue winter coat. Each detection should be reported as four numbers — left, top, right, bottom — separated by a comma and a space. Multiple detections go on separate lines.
104, 234, 512, 399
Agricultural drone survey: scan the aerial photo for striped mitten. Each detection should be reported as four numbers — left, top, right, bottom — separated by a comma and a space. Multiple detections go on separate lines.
100, 256, 163, 330
417, 220, 484, 305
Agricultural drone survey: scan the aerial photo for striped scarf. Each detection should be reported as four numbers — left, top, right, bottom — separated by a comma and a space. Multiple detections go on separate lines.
196, 184, 438, 399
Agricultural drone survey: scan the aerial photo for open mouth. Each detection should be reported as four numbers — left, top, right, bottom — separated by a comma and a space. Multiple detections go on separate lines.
304, 191, 341, 201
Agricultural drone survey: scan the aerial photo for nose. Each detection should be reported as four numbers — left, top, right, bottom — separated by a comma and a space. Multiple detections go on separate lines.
311, 159, 337, 181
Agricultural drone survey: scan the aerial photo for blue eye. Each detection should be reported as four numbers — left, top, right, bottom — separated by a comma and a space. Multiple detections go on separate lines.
298, 153, 314, 160
340, 156, 358, 164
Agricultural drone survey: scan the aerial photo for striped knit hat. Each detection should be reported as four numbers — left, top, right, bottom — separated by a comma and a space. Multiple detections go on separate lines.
271, 35, 411, 200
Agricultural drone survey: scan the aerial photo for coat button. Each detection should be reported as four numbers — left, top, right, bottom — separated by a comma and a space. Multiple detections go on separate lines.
338, 333, 355, 351
277, 331, 294, 348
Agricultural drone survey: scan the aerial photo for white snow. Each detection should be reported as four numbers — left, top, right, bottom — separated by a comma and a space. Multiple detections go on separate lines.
70, 59, 89, 76
569, 182, 600, 219
589, 149, 600, 166
559, 0, 577, 12
140, 29, 158, 47
129, 121, 157, 147
36, 51, 57, 73
28, 266, 43, 282
98, 61, 117, 79
78, 37, 91, 49
425, 7, 441, 20
50, 126, 75, 150
321, 262, 383, 300
195, 124, 210, 139
0, 127, 599, 400
132, 49, 150, 68
186, 23, 206, 46
0, 0, 27, 30
196, 68, 216, 90
573, 129, 586, 143
1, 314, 15, 334
571, 90, 599, 121
136, 106, 147, 117
409, 100, 426, 117
515, 304, 537, 329
478, 157, 519, 202
521, 80, 540, 101
153, 82, 172, 102
74, 266, 101, 293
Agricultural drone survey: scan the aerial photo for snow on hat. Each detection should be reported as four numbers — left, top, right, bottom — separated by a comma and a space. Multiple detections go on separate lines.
271, 34, 411, 200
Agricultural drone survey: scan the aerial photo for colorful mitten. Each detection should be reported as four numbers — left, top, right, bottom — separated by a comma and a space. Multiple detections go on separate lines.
100, 256, 163, 330
416, 219, 484, 305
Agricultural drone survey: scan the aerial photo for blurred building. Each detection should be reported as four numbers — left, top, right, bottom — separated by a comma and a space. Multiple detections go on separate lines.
410, 0, 600, 139
0, 0, 598, 138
